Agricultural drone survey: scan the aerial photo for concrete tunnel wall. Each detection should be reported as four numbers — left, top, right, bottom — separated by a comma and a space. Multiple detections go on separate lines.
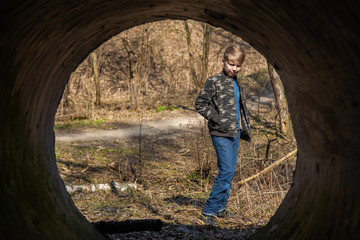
0, 0, 359, 239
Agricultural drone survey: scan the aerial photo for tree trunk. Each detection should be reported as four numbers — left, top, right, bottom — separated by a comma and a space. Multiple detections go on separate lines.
267, 61, 293, 138
122, 38, 138, 109
184, 21, 213, 91
90, 52, 101, 106
86, 56, 94, 118
61, 78, 71, 115
201, 23, 213, 86
183, 20, 199, 89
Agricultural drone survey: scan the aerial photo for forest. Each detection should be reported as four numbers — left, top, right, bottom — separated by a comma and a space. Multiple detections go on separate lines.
54, 19, 297, 239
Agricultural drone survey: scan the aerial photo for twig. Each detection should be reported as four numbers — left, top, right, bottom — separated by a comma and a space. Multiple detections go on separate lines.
238, 149, 297, 185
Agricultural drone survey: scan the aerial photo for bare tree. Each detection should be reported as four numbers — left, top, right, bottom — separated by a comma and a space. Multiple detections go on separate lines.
184, 21, 213, 90
183, 20, 199, 89
60, 72, 77, 115
267, 61, 293, 138
90, 51, 101, 106
122, 38, 138, 109
201, 22, 213, 86
85, 55, 94, 118
137, 26, 153, 96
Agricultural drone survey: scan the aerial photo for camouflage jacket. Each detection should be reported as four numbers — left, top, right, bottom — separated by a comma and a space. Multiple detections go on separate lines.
195, 70, 251, 141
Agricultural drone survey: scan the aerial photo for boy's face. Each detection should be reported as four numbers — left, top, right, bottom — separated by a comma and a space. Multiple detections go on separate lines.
223, 58, 242, 77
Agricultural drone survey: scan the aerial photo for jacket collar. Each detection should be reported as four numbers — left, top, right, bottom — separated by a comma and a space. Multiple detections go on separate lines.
221, 69, 238, 81
222, 69, 237, 79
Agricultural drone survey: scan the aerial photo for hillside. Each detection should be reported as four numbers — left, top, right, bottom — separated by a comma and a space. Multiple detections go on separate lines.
56, 19, 271, 121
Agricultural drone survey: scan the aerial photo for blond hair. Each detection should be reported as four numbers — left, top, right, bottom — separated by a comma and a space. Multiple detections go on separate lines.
223, 43, 245, 65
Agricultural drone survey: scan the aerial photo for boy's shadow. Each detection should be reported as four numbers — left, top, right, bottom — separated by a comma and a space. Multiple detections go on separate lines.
164, 194, 206, 207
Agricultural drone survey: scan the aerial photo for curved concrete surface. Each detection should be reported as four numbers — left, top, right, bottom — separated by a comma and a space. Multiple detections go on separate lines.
0, 1, 359, 239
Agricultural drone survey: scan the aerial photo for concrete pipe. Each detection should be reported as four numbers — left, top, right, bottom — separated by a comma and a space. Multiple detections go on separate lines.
0, 1, 359, 239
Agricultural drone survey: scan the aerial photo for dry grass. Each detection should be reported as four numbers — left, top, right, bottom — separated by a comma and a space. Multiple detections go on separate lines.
55, 106, 297, 239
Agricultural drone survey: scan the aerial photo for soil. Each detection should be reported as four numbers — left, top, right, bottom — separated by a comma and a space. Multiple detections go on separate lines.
56, 113, 202, 142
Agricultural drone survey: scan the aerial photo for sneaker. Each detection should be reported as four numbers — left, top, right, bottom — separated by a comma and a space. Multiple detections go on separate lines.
217, 209, 233, 218
203, 215, 218, 227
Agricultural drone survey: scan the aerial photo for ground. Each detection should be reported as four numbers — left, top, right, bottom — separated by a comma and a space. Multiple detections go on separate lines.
54, 105, 297, 239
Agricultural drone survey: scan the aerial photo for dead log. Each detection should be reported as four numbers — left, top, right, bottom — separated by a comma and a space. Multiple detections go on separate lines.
238, 149, 297, 185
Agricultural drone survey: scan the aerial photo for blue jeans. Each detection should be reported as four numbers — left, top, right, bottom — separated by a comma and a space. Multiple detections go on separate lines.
202, 130, 240, 216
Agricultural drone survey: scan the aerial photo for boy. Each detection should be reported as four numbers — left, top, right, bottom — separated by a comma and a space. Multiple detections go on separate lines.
195, 43, 251, 226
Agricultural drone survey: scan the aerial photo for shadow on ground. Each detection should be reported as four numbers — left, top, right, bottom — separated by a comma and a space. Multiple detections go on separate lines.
101, 221, 259, 239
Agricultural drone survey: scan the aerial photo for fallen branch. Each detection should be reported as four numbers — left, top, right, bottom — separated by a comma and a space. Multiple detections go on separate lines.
65, 181, 137, 194
238, 149, 297, 185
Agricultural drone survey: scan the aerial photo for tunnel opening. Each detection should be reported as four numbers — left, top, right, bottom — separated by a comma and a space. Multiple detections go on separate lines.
54, 19, 297, 238
1, 1, 359, 240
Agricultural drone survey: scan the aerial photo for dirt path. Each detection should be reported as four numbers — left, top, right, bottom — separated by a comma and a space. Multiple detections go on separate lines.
55, 94, 273, 142
55, 115, 203, 142
55, 95, 274, 143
